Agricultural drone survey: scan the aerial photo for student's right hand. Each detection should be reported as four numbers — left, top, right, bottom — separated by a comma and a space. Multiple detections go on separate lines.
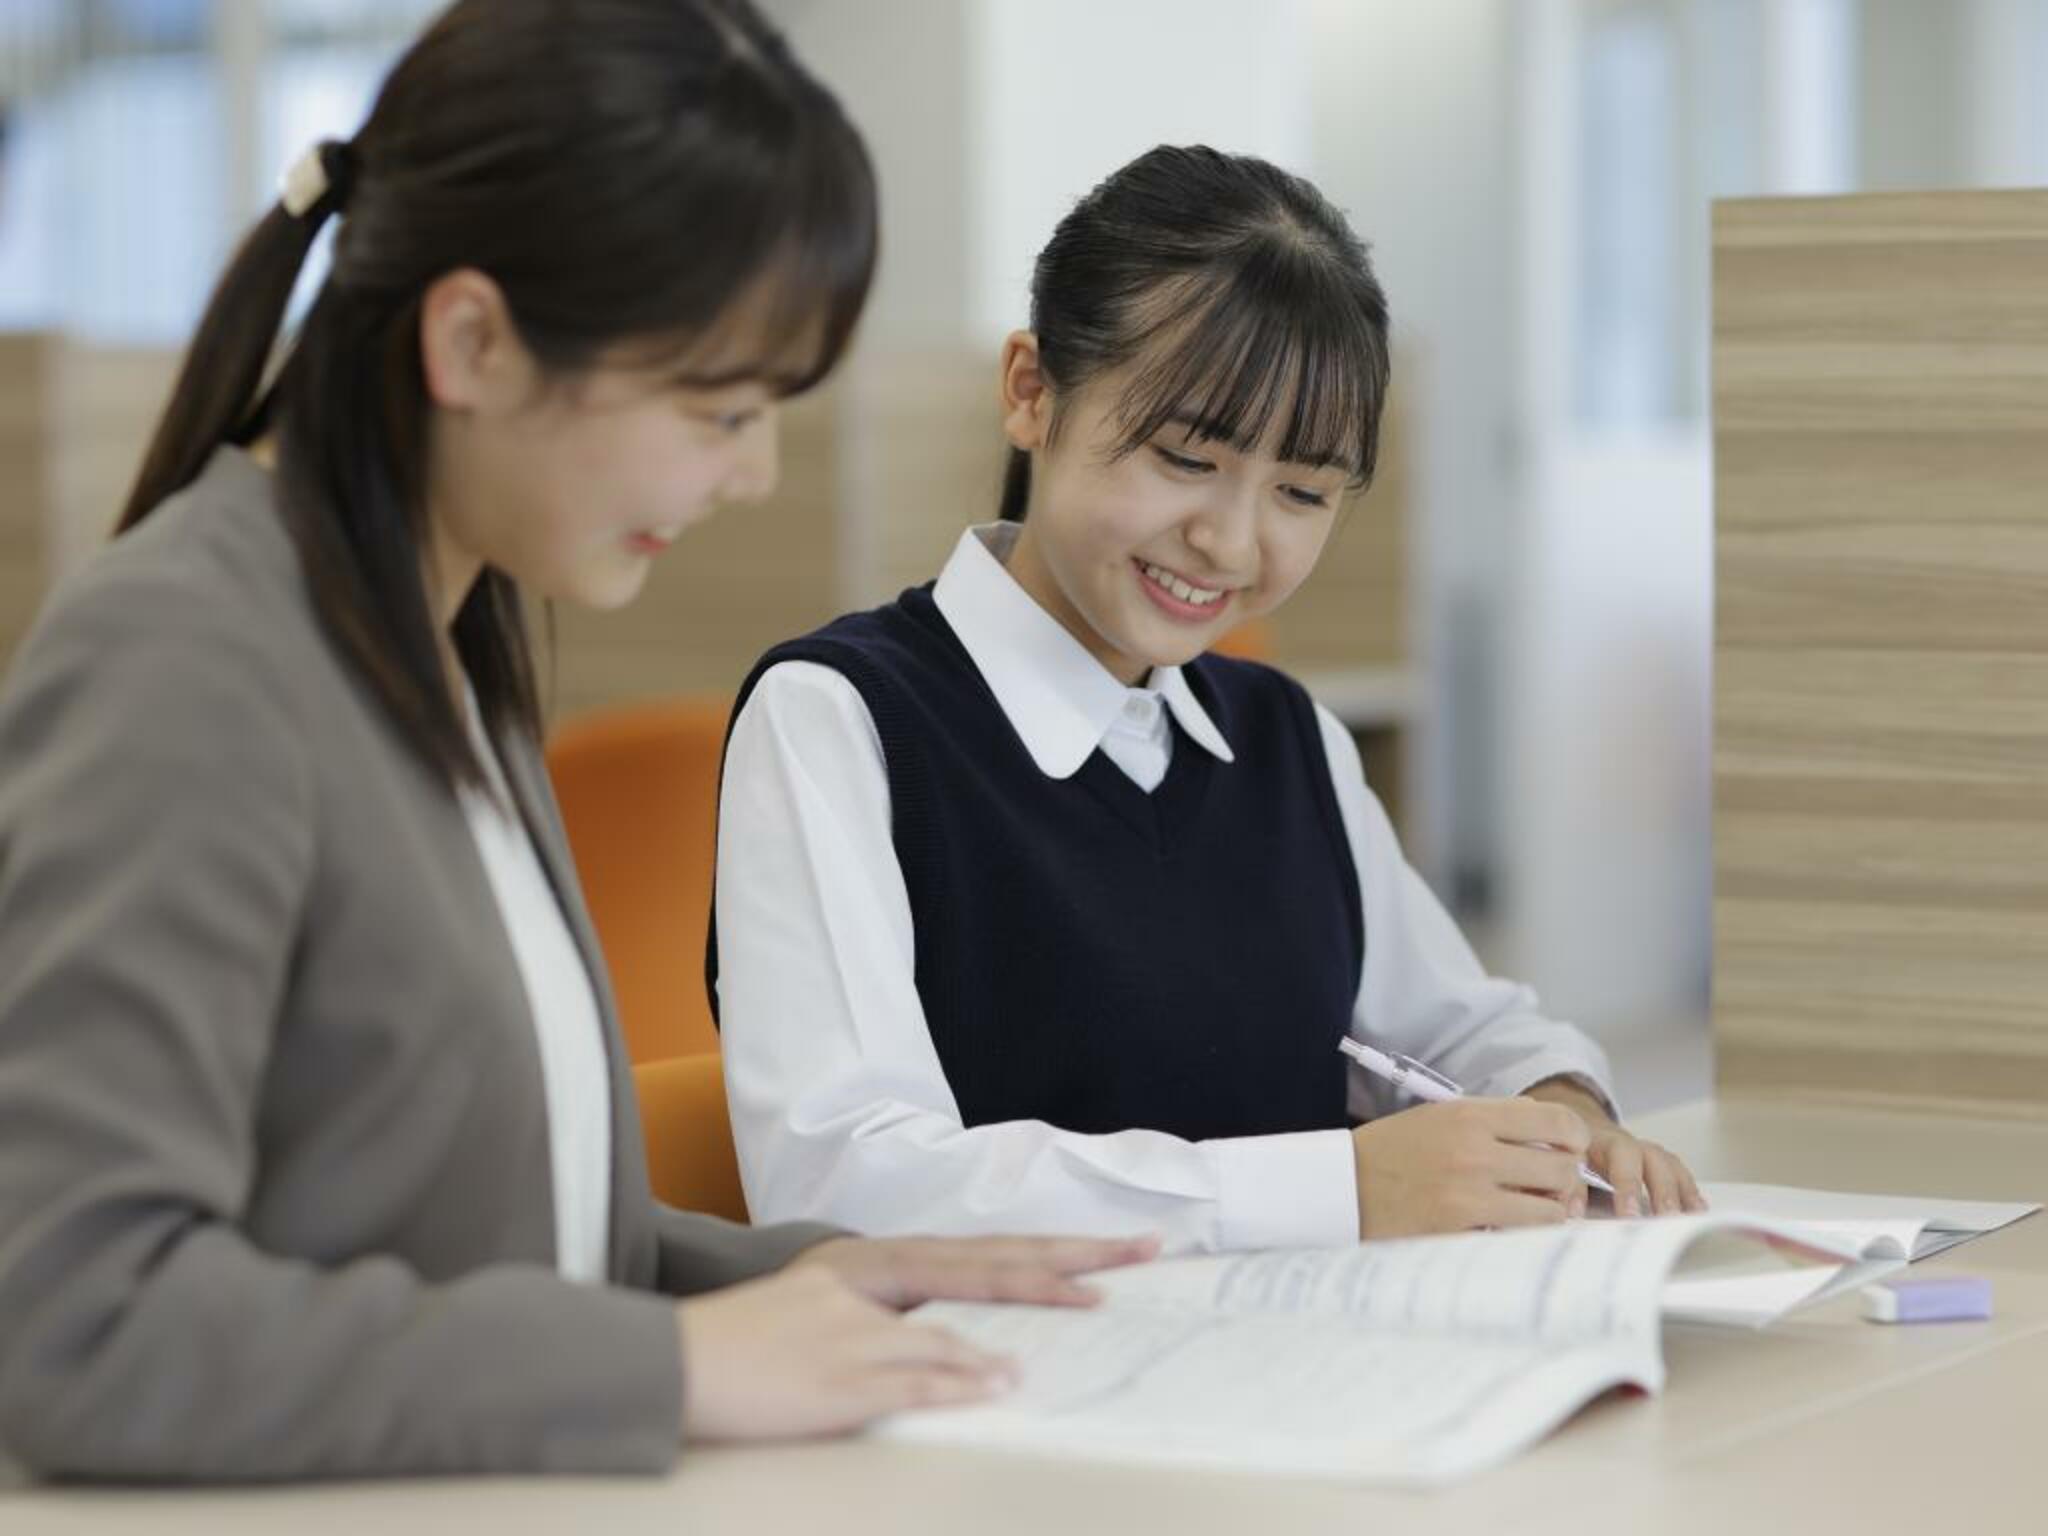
1349, 1098, 1592, 1239
675, 1265, 1017, 1442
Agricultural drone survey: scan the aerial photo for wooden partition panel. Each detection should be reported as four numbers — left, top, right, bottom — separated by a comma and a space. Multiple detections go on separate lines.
0, 335, 54, 669
1713, 190, 2048, 1116
46, 343, 179, 574
0, 340, 187, 673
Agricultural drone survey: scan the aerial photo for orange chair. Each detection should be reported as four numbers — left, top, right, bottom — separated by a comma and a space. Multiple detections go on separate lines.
1211, 618, 1275, 662
634, 1052, 747, 1221
547, 696, 734, 1064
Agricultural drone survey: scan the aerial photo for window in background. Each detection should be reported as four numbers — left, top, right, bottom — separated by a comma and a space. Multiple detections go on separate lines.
0, 0, 69, 331
0, 0, 219, 343
0, 0, 436, 346
1573, 0, 1680, 432
262, 0, 441, 320
1966, 0, 2048, 187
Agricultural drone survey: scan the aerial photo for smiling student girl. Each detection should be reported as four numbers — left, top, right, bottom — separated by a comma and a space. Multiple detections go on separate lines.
0, 0, 1152, 1483
711, 144, 1705, 1253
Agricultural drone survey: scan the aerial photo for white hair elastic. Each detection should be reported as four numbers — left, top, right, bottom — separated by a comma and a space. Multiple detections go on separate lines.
279, 141, 340, 219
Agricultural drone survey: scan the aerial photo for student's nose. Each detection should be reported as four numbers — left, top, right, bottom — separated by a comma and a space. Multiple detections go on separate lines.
723, 408, 782, 505
1184, 487, 1258, 575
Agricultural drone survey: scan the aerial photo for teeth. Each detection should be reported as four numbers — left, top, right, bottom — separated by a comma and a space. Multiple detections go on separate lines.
1142, 561, 1224, 607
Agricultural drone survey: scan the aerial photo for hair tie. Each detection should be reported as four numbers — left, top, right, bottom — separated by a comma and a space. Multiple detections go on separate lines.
278, 138, 357, 220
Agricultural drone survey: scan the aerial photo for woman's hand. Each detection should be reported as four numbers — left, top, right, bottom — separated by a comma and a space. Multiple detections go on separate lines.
1521, 1077, 1707, 1217
1350, 1098, 1592, 1237
674, 1234, 1161, 1442
789, 1232, 1162, 1309
675, 1266, 1017, 1443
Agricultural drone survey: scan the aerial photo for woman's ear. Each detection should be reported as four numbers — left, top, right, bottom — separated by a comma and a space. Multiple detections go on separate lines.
998, 330, 1052, 453
419, 267, 538, 416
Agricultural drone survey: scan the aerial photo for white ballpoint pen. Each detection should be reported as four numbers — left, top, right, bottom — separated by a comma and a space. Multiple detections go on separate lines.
1338, 1037, 1617, 1195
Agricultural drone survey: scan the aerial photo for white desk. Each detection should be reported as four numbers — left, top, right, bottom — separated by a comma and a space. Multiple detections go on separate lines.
5, 1097, 2045, 1534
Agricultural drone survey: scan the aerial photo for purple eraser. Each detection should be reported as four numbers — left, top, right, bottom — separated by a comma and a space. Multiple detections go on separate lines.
1861, 1274, 1993, 1324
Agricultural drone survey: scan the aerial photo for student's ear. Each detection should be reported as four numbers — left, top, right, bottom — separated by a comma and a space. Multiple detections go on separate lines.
419, 267, 539, 416
999, 330, 1052, 453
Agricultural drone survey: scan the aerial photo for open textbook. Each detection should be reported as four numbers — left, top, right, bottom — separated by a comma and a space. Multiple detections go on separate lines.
879, 1185, 2037, 1487
1668, 1181, 2039, 1325
1697, 1180, 2037, 1261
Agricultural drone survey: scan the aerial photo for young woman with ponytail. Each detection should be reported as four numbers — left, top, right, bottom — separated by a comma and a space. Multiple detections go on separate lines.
0, 0, 1149, 1483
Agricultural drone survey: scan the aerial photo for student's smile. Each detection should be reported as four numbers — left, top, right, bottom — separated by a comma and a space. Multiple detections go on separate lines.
624, 527, 682, 556
1131, 556, 1242, 625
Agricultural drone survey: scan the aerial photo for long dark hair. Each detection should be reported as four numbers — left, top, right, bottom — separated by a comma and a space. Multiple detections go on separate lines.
1001, 144, 1389, 522
121, 0, 876, 792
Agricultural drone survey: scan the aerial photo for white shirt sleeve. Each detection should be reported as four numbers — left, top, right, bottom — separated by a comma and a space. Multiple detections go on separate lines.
714, 661, 1360, 1255
1312, 704, 1619, 1123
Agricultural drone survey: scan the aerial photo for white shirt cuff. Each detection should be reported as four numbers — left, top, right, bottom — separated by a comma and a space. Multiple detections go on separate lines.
1203, 1129, 1359, 1251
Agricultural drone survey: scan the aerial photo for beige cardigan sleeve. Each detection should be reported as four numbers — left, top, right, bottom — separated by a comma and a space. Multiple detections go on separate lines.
0, 579, 686, 1481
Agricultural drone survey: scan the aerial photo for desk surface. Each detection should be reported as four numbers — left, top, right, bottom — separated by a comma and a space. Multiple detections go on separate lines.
6, 1096, 2046, 1534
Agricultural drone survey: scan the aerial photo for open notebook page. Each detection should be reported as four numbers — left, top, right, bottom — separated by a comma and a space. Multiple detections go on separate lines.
880, 1215, 1855, 1484
1697, 1181, 2039, 1260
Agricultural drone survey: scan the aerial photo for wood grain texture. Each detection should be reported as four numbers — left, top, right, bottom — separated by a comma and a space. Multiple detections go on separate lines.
1, 341, 186, 675
46, 343, 177, 576
1712, 190, 2048, 1117
0, 334, 53, 670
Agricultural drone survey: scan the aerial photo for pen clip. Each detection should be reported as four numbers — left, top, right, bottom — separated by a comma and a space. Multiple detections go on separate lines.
1386, 1051, 1462, 1099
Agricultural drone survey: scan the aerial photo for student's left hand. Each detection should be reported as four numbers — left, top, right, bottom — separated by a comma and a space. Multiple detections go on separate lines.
790, 1233, 1163, 1310
1521, 1077, 1708, 1218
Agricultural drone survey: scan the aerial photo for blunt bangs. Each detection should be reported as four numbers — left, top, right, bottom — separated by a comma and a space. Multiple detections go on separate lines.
1096, 244, 1390, 487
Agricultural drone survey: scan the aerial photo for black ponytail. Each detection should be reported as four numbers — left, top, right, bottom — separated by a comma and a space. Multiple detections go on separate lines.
118, 141, 348, 532
118, 0, 875, 794
1003, 145, 1389, 524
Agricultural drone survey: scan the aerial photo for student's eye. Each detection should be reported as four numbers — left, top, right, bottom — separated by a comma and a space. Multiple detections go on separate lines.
1280, 485, 1331, 509
690, 407, 761, 434
1152, 445, 1215, 475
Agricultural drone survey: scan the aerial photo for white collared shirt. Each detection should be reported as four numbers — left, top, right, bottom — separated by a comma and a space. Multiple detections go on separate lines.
714, 523, 1615, 1254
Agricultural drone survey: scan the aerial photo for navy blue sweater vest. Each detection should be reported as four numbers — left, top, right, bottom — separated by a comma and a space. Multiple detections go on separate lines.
709, 585, 1365, 1142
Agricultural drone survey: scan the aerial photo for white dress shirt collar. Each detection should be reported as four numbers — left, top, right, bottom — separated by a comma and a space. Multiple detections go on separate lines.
931, 522, 1236, 780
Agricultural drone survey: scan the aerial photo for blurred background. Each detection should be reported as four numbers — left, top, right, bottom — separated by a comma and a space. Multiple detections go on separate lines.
4, 0, 2047, 1108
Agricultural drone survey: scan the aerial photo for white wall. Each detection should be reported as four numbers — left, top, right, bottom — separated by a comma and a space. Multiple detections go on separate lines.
1500, 432, 1713, 1030
1495, 0, 1721, 1038
762, 0, 982, 349
769, 0, 1317, 351
976, 0, 1312, 341
1304, 0, 1517, 889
